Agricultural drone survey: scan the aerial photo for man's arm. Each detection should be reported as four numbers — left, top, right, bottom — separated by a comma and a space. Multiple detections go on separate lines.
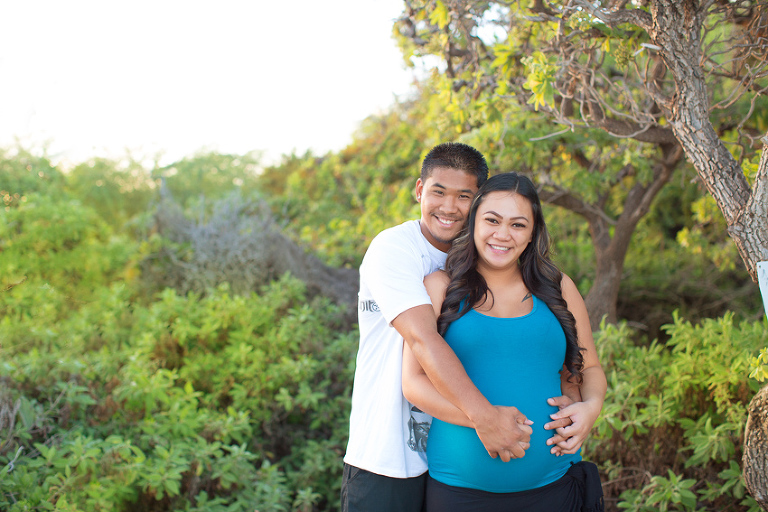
402, 338, 532, 457
402, 339, 473, 427
394, 303, 532, 461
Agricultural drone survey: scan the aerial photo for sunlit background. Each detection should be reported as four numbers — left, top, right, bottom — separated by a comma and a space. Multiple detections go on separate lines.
0, 0, 417, 167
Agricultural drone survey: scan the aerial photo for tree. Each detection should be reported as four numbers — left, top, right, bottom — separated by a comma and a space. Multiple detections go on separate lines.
745, 385, 768, 510
393, 0, 768, 328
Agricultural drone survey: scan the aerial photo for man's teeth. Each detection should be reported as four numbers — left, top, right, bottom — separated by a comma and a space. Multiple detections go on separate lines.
437, 218, 457, 226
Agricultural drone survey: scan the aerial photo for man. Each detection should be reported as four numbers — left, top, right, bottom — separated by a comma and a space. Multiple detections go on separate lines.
341, 143, 580, 512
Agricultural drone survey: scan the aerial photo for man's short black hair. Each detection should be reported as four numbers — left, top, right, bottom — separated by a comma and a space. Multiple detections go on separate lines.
421, 142, 489, 188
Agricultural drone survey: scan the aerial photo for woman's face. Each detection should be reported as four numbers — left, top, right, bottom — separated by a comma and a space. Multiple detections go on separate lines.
473, 190, 534, 273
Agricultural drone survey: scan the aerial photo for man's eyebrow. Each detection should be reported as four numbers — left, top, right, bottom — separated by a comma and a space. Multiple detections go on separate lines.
429, 182, 475, 194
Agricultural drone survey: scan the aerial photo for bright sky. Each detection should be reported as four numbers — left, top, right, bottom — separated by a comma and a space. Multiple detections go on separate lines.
0, 1, 418, 167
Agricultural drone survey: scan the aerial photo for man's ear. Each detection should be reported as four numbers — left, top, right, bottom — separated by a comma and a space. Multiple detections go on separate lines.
415, 178, 424, 202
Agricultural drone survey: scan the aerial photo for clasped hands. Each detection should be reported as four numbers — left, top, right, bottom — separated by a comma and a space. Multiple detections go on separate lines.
474, 395, 590, 463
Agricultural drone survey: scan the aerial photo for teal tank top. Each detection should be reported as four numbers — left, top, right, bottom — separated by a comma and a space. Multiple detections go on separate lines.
427, 295, 581, 492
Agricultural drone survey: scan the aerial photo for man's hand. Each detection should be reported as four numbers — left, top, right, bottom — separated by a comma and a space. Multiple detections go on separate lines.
544, 395, 601, 455
473, 406, 532, 462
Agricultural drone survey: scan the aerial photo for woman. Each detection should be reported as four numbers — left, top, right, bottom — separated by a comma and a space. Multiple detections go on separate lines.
402, 172, 606, 511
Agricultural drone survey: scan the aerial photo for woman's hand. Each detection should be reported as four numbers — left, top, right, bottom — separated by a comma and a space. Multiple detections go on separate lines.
543, 394, 575, 453
544, 395, 602, 455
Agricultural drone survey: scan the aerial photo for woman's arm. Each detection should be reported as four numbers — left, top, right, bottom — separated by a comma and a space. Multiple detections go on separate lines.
560, 365, 583, 403
547, 274, 607, 455
401, 271, 473, 427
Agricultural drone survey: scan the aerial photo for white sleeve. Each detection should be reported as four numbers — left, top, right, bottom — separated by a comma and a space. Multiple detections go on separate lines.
361, 233, 433, 325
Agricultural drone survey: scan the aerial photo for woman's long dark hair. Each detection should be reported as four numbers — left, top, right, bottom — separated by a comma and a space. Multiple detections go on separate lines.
437, 172, 584, 383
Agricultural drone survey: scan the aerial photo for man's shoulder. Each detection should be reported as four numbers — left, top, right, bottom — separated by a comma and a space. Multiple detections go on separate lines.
367, 220, 423, 251
361, 221, 427, 275
372, 219, 420, 240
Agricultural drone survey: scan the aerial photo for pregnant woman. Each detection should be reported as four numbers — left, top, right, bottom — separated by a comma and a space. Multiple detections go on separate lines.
402, 172, 606, 511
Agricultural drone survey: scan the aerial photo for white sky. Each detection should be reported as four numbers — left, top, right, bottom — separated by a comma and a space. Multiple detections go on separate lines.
0, 1, 418, 167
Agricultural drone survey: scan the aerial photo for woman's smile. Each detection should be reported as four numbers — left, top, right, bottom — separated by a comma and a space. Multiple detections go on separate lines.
474, 191, 534, 272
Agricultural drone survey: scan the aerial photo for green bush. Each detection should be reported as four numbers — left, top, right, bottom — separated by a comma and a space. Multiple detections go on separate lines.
0, 194, 135, 289
0, 276, 355, 511
0, 193, 139, 362
0, 148, 64, 208
587, 313, 767, 511
65, 157, 155, 231
5, 273, 766, 511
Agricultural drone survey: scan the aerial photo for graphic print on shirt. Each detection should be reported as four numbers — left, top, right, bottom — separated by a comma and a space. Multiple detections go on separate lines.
407, 405, 430, 452
359, 299, 380, 313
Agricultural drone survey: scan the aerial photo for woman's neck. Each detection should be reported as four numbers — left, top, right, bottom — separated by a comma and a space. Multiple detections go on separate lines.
474, 265, 533, 317
477, 262, 523, 287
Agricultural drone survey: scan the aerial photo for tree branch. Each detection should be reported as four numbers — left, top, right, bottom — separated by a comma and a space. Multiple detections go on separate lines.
594, 118, 677, 144
570, 0, 653, 31
625, 144, 683, 226
538, 185, 617, 227
531, 0, 557, 17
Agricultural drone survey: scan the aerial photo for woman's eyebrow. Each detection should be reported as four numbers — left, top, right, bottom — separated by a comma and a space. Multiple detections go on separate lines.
480, 209, 530, 222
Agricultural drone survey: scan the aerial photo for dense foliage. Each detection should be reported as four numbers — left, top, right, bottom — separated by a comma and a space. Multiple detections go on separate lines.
592, 316, 766, 511
1, 273, 354, 511
0, 76, 765, 510
2, 261, 765, 511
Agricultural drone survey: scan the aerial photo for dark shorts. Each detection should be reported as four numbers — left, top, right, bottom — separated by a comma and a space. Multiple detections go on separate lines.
425, 461, 604, 512
341, 463, 427, 512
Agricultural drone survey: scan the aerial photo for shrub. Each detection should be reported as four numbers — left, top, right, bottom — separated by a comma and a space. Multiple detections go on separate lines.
0, 275, 356, 511
587, 313, 767, 511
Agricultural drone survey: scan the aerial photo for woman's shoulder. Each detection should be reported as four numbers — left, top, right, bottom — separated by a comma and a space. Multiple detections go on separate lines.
558, 272, 583, 302
559, 272, 575, 288
424, 270, 450, 312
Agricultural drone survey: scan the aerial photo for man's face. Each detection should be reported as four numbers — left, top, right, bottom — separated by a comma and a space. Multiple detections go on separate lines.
415, 166, 478, 252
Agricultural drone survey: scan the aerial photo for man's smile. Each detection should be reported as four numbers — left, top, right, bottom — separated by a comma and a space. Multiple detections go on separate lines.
434, 215, 460, 227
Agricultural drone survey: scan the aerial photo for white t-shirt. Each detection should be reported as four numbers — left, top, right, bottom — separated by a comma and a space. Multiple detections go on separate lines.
343, 220, 448, 478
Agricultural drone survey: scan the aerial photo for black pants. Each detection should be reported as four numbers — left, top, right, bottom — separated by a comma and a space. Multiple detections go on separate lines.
425, 461, 604, 512
341, 463, 427, 512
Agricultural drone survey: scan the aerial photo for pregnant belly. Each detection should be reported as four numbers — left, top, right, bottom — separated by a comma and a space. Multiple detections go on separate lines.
426, 409, 580, 493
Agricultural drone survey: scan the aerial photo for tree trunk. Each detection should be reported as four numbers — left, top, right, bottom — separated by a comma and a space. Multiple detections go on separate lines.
583, 231, 622, 330
728, 144, 768, 272
646, 2, 768, 508
744, 384, 768, 510
650, 0, 768, 283
545, 145, 680, 329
